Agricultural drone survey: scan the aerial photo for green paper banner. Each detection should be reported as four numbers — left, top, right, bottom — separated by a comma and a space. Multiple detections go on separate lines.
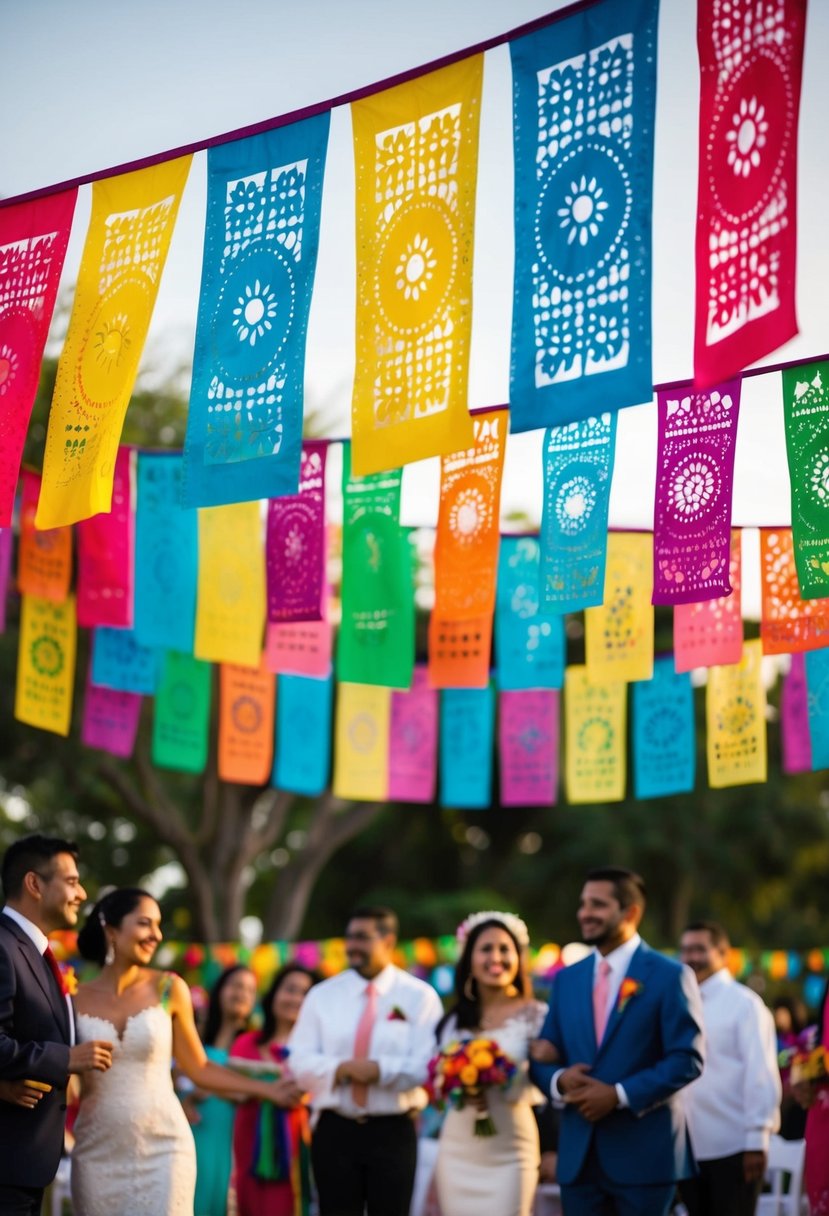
152, 651, 212, 773
783, 360, 829, 599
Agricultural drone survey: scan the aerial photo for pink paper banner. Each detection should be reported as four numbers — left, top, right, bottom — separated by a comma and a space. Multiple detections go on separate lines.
76, 447, 134, 628
0, 527, 11, 632
499, 689, 559, 807
388, 667, 438, 804
653, 381, 741, 604
266, 441, 327, 623
264, 594, 332, 678
0, 190, 77, 525
694, 0, 805, 385
780, 652, 811, 775
673, 530, 743, 673
81, 664, 142, 758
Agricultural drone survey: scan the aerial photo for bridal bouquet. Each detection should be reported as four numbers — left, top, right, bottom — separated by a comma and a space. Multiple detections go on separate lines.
426, 1038, 517, 1136
789, 1038, 828, 1088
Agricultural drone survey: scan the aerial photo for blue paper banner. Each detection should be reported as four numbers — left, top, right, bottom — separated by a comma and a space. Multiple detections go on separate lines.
495, 536, 565, 689
183, 114, 330, 506
540, 413, 617, 612
91, 626, 159, 695
134, 454, 198, 654
632, 655, 695, 799
805, 649, 829, 772
440, 685, 495, 809
509, 0, 658, 429
273, 672, 333, 797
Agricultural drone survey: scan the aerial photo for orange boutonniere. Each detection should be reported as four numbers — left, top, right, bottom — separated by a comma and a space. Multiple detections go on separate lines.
617, 978, 642, 1013
61, 965, 79, 996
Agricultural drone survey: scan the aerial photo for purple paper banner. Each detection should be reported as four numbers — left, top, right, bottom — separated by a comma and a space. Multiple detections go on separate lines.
781, 652, 812, 775
388, 667, 438, 804
653, 381, 741, 605
266, 441, 327, 623
0, 527, 12, 633
76, 447, 135, 628
81, 663, 142, 758
498, 689, 558, 807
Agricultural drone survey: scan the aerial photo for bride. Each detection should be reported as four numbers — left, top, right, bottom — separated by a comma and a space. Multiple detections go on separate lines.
433, 911, 548, 1216
70, 888, 303, 1216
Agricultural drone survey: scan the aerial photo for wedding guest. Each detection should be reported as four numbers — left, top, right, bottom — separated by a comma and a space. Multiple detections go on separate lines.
229, 964, 317, 1216
773, 996, 808, 1139
290, 906, 443, 1216
795, 979, 829, 1216
678, 921, 781, 1216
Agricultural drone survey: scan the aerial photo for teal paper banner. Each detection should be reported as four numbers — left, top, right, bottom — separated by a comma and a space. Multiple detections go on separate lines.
134, 454, 197, 654
273, 673, 333, 797
495, 536, 565, 689
632, 656, 695, 798
440, 685, 495, 809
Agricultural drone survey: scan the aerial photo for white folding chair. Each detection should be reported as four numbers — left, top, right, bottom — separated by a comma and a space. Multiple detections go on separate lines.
756, 1135, 808, 1216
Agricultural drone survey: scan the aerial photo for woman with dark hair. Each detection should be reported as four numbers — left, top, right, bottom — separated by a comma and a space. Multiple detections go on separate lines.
229, 963, 317, 1216
799, 979, 829, 1215
433, 912, 548, 1216
70, 890, 302, 1216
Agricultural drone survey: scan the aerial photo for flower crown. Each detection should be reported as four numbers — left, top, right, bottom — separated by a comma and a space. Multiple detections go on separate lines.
456, 911, 530, 950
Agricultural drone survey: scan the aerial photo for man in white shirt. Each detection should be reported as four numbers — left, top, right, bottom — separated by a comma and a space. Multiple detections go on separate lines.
290, 904, 443, 1216
679, 920, 781, 1216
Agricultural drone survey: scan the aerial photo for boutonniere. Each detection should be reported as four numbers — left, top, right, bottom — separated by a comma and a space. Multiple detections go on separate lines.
61, 965, 79, 996
388, 1005, 408, 1022
617, 978, 642, 1013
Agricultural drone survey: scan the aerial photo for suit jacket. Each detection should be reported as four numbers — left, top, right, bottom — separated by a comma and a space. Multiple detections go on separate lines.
0, 912, 73, 1188
530, 941, 705, 1187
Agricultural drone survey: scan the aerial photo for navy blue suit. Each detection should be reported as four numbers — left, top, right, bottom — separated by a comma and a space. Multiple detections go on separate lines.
531, 942, 704, 1209
0, 912, 73, 1192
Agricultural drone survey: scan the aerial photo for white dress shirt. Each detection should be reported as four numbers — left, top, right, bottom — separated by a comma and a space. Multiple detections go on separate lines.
2, 905, 76, 1046
682, 967, 780, 1159
289, 963, 443, 1118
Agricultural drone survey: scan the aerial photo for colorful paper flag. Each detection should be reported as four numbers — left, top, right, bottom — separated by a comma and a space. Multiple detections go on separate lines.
0, 526, 12, 632
706, 639, 767, 788
17, 469, 72, 602
266, 441, 327, 623
195, 502, 265, 668
332, 682, 391, 802
15, 594, 76, 736
540, 414, 617, 613
564, 665, 626, 804
781, 653, 811, 775
495, 536, 565, 690
439, 685, 495, 809
694, 0, 806, 385
782, 360, 829, 599
81, 664, 141, 758
805, 649, 829, 773
37, 157, 191, 528
499, 689, 559, 807
760, 528, 829, 655
388, 667, 438, 804
585, 531, 653, 682
265, 615, 332, 679
218, 662, 276, 785
632, 656, 695, 799
337, 446, 414, 689
652, 381, 741, 604
429, 411, 506, 688
350, 56, 482, 475
76, 446, 134, 628
273, 672, 333, 797
0, 189, 77, 525
134, 453, 198, 654
91, 626, 159, 696
509, 0, 658, 429
183, 117, 330, 507
152, 650, 212, 774
673, 530, 743, 672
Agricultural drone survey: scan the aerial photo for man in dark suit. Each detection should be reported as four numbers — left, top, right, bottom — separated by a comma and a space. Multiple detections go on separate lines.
0, 835, 114, 1215
531, 867, 705, 1216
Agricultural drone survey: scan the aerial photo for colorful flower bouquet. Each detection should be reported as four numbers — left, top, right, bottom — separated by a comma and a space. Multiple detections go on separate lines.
427, 1037, 517, 1136
789, 1039, 828, 1088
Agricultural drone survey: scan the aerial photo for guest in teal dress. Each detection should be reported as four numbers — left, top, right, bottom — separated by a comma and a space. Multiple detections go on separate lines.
183, 965, 258, 1216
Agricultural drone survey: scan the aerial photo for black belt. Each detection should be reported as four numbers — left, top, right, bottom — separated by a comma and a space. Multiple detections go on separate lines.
322, 1109, 416, 1125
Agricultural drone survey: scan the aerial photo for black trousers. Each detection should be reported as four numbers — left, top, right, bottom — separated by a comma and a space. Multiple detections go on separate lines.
311, 1110, 418, 1216
679, 1153, 762, 1216
0, 1184, 43, 1216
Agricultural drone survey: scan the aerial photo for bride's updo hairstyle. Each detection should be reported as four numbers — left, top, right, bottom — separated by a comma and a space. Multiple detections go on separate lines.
436, 912, 532, 1039
77, 887, 156, 966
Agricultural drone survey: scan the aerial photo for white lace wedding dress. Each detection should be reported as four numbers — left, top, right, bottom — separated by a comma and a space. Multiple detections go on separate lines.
71, 1003, 196, 1216
434, 1001, 547, 1216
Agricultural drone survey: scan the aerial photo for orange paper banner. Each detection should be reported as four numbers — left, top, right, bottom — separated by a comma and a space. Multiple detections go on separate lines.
760, 527, 829, 655
218, 661, 276, 785
17, 470, 72, 602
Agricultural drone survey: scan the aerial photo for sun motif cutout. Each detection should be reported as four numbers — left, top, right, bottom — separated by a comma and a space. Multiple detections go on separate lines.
284, 523, 305, 563
557, 175, 610, 247
671, 460, 716, 518
30, 635, 64, 678
0, 343, 19, 396
725, 95, 768, 178
810, 451, 829, 505
555, 474, 597, 535
449, 486, 488, 542
232, 280, 279, 347
93, 314, 132, 372
394, 233, 437, 303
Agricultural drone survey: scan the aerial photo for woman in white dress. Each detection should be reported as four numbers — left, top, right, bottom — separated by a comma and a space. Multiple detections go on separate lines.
433, 911, 548, 1216
70, 888, 302, 1216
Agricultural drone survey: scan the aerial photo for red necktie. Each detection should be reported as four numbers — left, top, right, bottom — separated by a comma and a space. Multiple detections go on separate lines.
43, 945, 68, 996
593, 959, 611, 1044
351, 982, 377, 1108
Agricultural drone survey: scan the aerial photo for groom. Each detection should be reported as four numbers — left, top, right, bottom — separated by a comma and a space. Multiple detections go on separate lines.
531, 867, 705, 1216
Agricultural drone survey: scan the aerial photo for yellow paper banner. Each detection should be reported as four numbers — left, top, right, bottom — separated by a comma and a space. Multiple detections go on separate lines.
195, 502, 265, 668
333, 682, 391, 801
564, 665, 626, 804
350, 56, 482, 475
15, 594, 77, 736
218, 661, 276, 785
706, 638, 767, 788
37, 157, 192, 528
585, 532, 654, 683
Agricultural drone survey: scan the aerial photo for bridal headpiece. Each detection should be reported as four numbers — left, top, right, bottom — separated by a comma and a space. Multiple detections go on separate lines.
456, 910, 530, 950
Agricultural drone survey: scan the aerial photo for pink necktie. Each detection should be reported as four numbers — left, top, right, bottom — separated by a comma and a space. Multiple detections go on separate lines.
593, 959, 611, 1044
352, 982, 377, 1108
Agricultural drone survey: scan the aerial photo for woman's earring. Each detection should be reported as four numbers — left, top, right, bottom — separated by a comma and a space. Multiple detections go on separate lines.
104, 941, 115, 967
464, 976, 476, 1001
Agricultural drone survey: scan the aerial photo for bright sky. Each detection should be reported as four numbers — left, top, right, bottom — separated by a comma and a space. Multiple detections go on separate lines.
2, 0, 828, 539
